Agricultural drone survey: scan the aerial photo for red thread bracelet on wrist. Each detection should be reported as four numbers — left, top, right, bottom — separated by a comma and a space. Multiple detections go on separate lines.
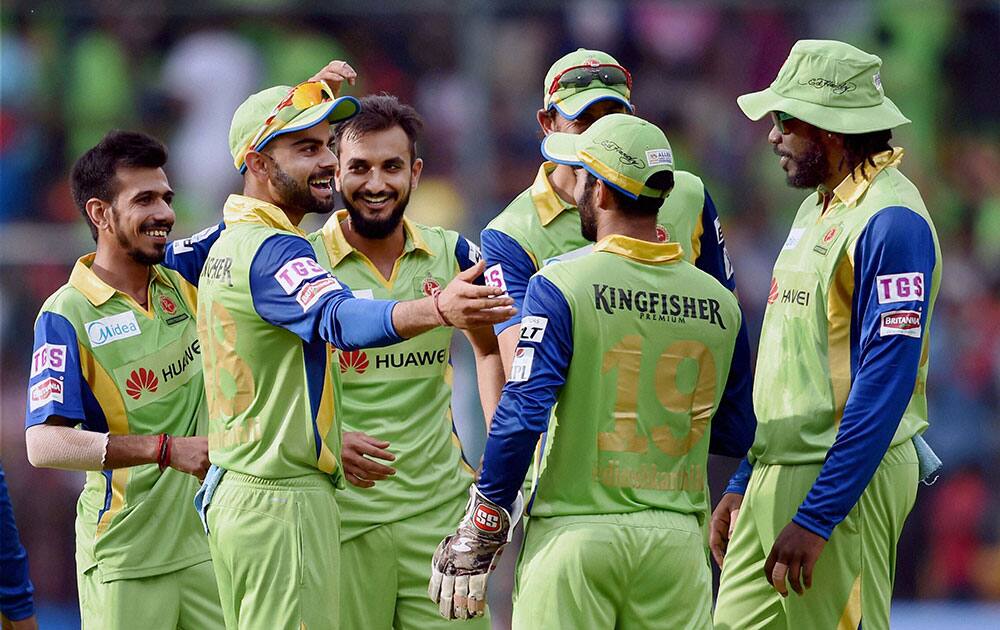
157, 434, 172, 471
432, 289, 453, 327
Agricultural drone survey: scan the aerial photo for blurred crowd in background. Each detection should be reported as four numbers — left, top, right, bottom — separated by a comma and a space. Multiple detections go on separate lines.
1, 0, 998, 620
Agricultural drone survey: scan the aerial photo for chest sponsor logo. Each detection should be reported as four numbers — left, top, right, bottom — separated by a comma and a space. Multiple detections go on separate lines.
125, 367, 159, 400
296, 277, 343, 312
484, 264, 507, 293
170, 224, 220, 254
421, 276, 442, 297
509, 347, 534, 383
375, 348, 447, 370
519, 316, 548, 343
275, 257, 327, 294
161, 339, 201, 383
86, 311, 141, 347
782, 227, 806, 251
767, 278, 779, 304
29, 377, 63, 411
201, 256, 233, 286
158, 295, 177, 315
880, 309, 921, 338
31, 343, 66, 377
876, 272, 924, 304
473, 504, 502, 533
339, 350, 369, 374
592, 284, 727, 329
655, 224, 670, 242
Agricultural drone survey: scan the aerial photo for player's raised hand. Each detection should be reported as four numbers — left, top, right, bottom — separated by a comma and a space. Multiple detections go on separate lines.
429, 486, 522, 620
436, 260, 516, 329
342, 431, 396, 488
764, 521, 827, 597
308, 60, 358, 97
709, 492, 743, 569
169, 436, 210, 480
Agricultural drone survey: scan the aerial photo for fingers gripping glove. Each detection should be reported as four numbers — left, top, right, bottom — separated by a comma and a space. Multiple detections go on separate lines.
429, 486, 524, 620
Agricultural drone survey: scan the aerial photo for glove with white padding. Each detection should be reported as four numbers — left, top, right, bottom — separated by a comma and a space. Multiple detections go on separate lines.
429, 486, 523, 620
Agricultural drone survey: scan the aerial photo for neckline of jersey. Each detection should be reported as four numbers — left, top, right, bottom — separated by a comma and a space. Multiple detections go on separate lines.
531, 162, 576, 227
594, 234, 684, 264
821, 148, 904, 211
69, 253, 169, 318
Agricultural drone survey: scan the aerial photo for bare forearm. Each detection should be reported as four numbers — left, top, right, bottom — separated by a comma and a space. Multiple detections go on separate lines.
497, 325, 520, 379
103, 435, 162, 469
390, 297, 439, 339
475, 352, 504, 430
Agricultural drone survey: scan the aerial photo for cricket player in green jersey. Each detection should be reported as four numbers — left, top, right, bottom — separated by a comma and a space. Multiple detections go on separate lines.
430, 114, 755, 629
711, 41, 942, 630
306, 93, 500, 629
25, 131, 224, 629
195, 61, 514, 629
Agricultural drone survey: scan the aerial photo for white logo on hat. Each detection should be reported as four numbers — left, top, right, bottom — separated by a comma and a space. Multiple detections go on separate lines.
873, 72, 883, 92
645, 149, 673, 167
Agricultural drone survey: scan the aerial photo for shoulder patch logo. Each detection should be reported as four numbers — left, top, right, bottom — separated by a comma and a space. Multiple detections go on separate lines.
509, 347, 534, 383
275, 257, 327, 294
170, 224, 221, 254
31, 343, 67, 377
86, 311, 141, 347
519, 316, 548, 343
880, 310, 921, 338
466, 240, 482, 265
29, 377, 63, 411
484, 264, 507, 293
876, 272, 924, 304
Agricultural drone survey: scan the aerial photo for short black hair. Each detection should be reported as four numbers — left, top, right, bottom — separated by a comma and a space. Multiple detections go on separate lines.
331, 93, 424, 162
70, 130, 168, 241
841, 129, 894, 181
585, 171, 675, 216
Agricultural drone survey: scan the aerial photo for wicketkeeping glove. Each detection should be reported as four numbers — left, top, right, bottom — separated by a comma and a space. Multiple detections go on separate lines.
429, 485, 523, 620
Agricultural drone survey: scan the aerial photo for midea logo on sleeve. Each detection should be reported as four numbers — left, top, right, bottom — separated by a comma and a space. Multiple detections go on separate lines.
85, 311, 141, 347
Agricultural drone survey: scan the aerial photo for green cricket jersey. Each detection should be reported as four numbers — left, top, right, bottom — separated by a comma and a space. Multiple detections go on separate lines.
308, 211, 480, 539
26, 255, 209, 581
478, 235, 746, 517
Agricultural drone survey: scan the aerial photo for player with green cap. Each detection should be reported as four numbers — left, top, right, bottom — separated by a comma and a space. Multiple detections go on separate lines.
480, 48, 755, 516
429, 113, 755, 628
306, 93, 500, 629
194, 61, 514, 629
711, 40, 942, 630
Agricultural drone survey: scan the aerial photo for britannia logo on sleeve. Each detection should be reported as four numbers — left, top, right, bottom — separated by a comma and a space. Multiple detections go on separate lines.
29, 377, 63, 411
296, 277, 343, 312
880, 310, 921, 338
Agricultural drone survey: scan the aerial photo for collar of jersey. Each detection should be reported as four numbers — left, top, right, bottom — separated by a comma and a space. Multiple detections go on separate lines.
594, 234, 683, 264
318, 209, 435, 267
531, 162, 576, 227
823, 148, 904, 209
223, 194, 306, 236
70, 252, 169, 307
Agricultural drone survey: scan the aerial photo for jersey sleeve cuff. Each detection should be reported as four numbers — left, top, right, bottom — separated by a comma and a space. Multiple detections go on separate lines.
723, 458, 753, 495
792, 510, 833, 541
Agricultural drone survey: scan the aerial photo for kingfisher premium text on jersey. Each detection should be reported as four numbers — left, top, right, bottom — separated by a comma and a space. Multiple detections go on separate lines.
592, 283, 727, 329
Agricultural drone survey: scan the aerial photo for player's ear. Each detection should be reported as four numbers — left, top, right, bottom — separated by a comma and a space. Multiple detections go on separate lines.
410, 157, 424, 190
85, 198, 112, 233
537, 108, 555, 135
244, 151, 270, 180
595, 179, 613, 209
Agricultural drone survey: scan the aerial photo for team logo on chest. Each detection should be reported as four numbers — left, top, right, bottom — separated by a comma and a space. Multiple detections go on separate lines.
158, 295, 177, 315
813, 223, 843, 256
655, 224, 670, 242
421, 276, 442, 297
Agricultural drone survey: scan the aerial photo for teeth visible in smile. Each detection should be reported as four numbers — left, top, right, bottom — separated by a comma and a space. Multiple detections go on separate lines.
144, 229, 169, 238
309, 178, 332, 188
362, 194, 389, 203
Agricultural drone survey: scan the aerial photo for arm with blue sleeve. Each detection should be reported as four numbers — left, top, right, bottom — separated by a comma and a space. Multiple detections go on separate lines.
0, 463, 35, 623
793, 206, 936, 540
476, 275, 573, 511
480, 228, 537, 335
162, 221, 226, 286
249, 234, 402, 350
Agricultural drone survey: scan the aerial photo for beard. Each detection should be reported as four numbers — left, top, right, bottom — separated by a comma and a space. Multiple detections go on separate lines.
269, 161, 336, 216
578, 177, 599, 242
777, 138, 830, 189
343, 188, 411, 239
112, 209, 168, 266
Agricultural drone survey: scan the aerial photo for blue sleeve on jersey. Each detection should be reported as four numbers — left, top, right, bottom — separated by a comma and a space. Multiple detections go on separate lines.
0, 463, 35, 622
162, 221, 226, 286
693, 189, 736, 291
724, 458, 754, 495
25, 312, 102, 431
480, 228, 537, 334
248, 234, 403, 350
477, 275, 573, 511
709, 310, 757, 457
794, 206, 936, 540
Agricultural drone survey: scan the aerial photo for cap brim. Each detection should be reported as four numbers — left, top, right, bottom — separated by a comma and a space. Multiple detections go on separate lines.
737, 87, 910, 134
540, 132, 583, 166
549, 89, 632, 120
240, 95, 361, 173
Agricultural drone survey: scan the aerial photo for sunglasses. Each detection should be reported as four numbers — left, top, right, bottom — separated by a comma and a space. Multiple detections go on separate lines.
770, 111, 796, 134
239, 81, 335, 169
548, 62, 632, 96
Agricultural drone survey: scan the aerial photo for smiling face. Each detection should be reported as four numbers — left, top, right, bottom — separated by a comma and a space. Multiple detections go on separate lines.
103, 166, 175, 265
336, 125, 423, 239
258, 121, 338, 217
